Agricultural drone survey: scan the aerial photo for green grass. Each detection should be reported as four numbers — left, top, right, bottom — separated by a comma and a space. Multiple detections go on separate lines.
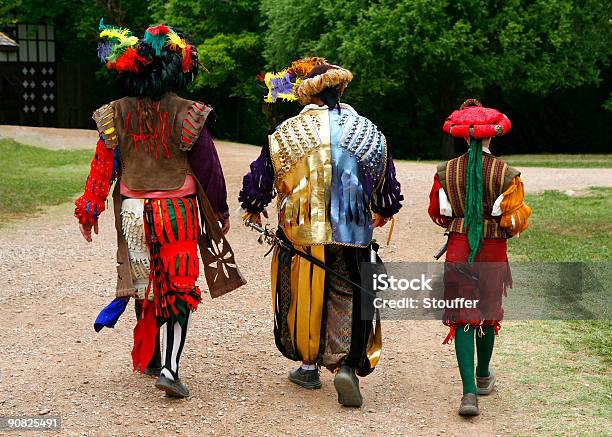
509, 187, 612, 261
499, 321, 611, 435
503, 187, 612, 435
0, 139, 91, 226
500, 154, 612, 168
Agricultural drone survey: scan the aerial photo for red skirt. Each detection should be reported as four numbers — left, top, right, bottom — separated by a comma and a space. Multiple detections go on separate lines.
442, 233, 511, 343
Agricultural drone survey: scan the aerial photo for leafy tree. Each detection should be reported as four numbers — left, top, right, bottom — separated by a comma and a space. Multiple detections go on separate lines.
151, 0, 267, 144
262, 0, 611, 157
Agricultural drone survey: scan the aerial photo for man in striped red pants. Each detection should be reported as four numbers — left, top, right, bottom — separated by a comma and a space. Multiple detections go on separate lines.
76, 21, 244, 398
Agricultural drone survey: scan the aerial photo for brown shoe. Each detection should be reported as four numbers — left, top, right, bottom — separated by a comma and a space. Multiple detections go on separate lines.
458, 393, 479, 416
476, 369, 496, 395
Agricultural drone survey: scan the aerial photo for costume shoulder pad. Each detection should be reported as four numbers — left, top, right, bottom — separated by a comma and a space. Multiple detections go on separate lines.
436, 161, 448, 175
92, 101, 118, 149
502, 162, 521, 192
436, 161, 450, 192
180, 101, 213, 151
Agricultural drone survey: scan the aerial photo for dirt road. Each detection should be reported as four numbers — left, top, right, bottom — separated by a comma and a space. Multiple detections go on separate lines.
1, 128, 611, 436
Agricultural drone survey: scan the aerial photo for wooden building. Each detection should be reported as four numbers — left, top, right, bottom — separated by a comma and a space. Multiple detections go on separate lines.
0, 24, 97, 129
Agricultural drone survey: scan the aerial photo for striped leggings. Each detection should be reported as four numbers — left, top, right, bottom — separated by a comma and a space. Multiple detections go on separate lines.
160, 312, 190, 381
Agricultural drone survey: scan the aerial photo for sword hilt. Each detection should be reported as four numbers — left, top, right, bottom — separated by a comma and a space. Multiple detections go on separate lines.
245, 219, 276, 245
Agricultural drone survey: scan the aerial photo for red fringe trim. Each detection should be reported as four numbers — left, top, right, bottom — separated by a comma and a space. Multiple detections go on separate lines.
442, 320, 502, 344
442, 325, 456, 345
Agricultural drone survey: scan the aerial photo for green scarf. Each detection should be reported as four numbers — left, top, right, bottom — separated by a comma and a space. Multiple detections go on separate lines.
465, 138, 483, 263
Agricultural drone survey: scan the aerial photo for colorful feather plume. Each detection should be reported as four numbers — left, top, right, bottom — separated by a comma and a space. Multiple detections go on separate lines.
98, 18, 139, 68
288, 57, 327, 78
262, 57, 328, 103
97, 42, 112, 62
144, 24, 171, 56
264, 70, 300, 103
165, 30, 193, 72
111, 47, 149, 74
147, 24, 170, 35
99, 18, 138, 47
97, 19, 197, 76
165, 30, 187, 51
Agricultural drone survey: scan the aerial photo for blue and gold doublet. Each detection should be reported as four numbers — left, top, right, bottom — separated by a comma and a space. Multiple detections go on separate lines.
268, 104, 387, 247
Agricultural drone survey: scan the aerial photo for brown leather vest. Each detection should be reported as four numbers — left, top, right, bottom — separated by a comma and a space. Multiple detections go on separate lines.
437, 153, 520, 239
93, 93, 211, 191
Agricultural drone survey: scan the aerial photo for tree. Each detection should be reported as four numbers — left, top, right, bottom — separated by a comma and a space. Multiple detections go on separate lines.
262, 0, 611, 157
151, 0, 267, 144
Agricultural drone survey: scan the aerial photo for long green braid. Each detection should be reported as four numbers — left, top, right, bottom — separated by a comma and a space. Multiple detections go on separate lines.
464, 138, 483, 263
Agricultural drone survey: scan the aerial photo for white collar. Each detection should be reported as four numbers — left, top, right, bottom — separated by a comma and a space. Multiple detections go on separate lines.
300, 103, 357, 115
483, 146, 491, 154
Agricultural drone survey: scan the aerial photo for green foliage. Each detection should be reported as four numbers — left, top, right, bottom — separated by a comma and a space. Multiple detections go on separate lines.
195, 31, 263, 101
150, 0, 267, 144
2, 0, 155, 62
149, 0, 260, 37
262, 0, 611, 157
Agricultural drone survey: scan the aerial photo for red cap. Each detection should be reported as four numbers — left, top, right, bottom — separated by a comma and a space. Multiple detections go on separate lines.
442, 99, 511, 139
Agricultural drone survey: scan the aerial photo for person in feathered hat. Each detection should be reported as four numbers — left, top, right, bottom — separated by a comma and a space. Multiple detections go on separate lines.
428, 99, 531, 416
239, 58, 403, 407
75, 20, 245, 398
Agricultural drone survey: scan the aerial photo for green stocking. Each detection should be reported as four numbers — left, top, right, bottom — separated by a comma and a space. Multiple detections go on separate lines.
476, 326, 495, 377
454, 326, 476, 395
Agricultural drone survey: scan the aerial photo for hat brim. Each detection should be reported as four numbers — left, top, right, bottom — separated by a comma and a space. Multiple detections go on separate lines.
296, 67, 353, 105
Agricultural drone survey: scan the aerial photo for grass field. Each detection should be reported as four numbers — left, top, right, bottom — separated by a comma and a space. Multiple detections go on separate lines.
509, 187, 612, 262
500, 154, 612, 168
0, 139, 91, 226
502, 187, 612, 435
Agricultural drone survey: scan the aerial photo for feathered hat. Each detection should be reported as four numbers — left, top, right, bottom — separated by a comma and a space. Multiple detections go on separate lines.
263, 57, 353, 105
97, 19, 198, 75
442, 99, 512, 264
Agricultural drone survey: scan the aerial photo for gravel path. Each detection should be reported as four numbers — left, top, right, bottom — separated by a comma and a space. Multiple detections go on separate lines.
1, 128, 611, 436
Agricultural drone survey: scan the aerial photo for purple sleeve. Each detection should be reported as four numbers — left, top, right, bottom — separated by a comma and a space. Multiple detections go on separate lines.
371, 152, 403, 217
238, 145, 275, 213
188, 126, 229, 217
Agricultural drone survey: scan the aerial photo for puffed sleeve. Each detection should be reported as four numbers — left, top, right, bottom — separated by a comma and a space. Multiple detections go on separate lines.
188, 126, 229, 218
499, 176, 531, 236
371, 153, 403, 217
238, 144, 275, 214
